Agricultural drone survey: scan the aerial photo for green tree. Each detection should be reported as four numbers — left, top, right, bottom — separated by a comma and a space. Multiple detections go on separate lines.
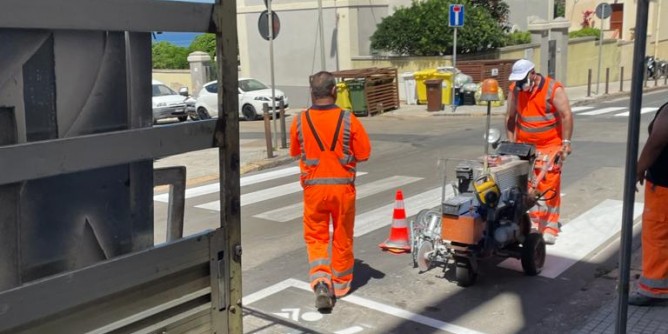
569, 27, 601, 39
470, 0, 509, 27
554, 0, 566, 18
370, 0, 508, 56
152, 41, 189, 69
505, 31, 531, 46
189, 33, 216, 59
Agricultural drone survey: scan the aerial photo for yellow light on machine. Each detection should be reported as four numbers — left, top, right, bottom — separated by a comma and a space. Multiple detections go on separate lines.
479, 78, 500, 102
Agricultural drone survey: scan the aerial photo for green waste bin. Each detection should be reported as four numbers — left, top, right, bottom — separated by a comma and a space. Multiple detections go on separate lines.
346, 79, 367, 116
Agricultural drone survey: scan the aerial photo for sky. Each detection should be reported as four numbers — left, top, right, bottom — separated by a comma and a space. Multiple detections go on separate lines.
153, 0, 214, 46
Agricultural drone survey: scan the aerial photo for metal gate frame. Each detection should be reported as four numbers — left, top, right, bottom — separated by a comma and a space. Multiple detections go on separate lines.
0, 0, 241, 333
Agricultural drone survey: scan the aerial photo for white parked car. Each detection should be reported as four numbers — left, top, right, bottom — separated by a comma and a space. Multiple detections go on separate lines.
195, 78, 289, 120
152, 80, 189, 123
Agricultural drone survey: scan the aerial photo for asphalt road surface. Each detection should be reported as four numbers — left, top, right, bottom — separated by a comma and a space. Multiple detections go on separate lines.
155, 91, 665, 334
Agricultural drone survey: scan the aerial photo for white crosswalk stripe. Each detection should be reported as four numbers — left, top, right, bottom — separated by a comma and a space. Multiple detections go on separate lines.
195, 172, 368, 210
153, 166, 300, 202
577, 107, 626, 116
253, 175, 423, 222
155, 167, 643, 280
570, 106, 594, 113
613, 107, 657, 117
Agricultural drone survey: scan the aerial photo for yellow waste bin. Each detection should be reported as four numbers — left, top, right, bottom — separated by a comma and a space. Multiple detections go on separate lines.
414, 69, 437, 104
336, 82, 353, 111
434, 71, 454, 105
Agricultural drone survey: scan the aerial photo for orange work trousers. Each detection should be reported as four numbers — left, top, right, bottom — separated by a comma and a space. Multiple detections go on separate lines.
303, 184, 356, 298
638, 181, 668, 298
529, 145, 562, 236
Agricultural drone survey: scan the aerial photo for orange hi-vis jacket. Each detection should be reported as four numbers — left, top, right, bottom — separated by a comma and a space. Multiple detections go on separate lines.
511, 76, 564, 235
290, 105, 371, 186
511, 75, 564, 147
289, 104, 371, 297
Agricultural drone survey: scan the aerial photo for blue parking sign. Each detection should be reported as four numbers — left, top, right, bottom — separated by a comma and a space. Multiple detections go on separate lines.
449, 4, 464, 27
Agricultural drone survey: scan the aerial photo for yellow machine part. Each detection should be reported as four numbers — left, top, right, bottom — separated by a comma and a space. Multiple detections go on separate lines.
473, 174, 501, 207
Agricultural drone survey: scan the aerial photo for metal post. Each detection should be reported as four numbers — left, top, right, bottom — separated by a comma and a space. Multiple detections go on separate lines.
596, 18, 604, 95
616, 1, 651, 333
605, 68, 610, 95
279, 100, 287, 149
451, 27, 457, 112
483, 101, 491, 173
587, 69, 592, 97
263, 103, 274, 158
268, 0, 278, 148
317, 0, 326, 70
620, 66, 624, 92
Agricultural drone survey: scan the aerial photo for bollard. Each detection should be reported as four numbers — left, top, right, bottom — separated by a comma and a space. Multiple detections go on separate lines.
665, 71, 667, 86
655, 72, 658, 87
587, 69, 592, 97
605, 68, 610, 95
263, 103, 274, 158
279, 100, 287, 149
620, 67, 624, 92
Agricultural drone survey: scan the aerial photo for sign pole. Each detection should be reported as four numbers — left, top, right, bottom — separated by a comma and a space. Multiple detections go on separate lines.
267, 1, 278, 148
596, 17, 604, 95
452, 27, 457, 112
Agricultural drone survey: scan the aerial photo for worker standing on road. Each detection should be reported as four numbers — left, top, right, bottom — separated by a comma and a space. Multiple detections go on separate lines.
505, 59, 574, 245
289, 71, 372, 310
631, 102, 668, 306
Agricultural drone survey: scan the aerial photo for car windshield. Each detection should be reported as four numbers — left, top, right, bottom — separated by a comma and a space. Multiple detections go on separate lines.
239, 79, 268, 92
152, 84, 177, 97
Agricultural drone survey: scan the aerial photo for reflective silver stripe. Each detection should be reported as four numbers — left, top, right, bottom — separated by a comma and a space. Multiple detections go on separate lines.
304, 177, 354, 185
309, 258, 331, 267
519, 122, 557, 133
310, 272, 331, 282
520, 113, 556, 122
297, 112, 306, 162
339, 155, 355, 165
332, 267, 353, 278
546, 222, 561, 230
333, 281, 351, 291
545, 80, 556, 114
304, 158, 319, 166
342, 111, 351, 157
640, 276, 668, 289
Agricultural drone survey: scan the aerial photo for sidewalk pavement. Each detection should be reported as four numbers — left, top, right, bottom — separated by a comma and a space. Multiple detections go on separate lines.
154, 78, 668, 333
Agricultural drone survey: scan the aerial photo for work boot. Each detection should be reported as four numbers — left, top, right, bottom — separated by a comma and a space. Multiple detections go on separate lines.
629, 292, 668, 306
314, 282, 334, 310
543, 232, 557, 245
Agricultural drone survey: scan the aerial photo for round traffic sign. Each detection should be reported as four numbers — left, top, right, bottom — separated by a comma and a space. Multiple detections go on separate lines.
595, 3, 612, 20
258, 10, 280, 41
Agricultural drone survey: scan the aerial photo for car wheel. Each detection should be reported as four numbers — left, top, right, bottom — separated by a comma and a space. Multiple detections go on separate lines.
193, 107, 211, 120
178, 116, 188, 122
242, 104, 258, 121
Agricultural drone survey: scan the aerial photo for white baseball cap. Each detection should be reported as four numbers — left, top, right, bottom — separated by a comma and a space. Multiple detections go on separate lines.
508, 59, 535, 81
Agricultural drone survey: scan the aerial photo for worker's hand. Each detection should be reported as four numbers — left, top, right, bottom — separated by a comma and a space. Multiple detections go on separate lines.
636, 169, 645, 192
561, 143, 572, 162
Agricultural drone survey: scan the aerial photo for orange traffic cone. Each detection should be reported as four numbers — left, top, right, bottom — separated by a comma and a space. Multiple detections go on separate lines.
379, 190, 411, 254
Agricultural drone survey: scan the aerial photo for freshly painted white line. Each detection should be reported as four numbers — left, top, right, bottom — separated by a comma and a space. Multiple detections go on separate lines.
354, 187, 450, 237
195, 172, 368, 211
154, 166, 301, 202
570, 106, 595, 113
278, 279, 486, 334
613, 107, 657, 117
253, 176, 422, 222
334, 326, 365, 334
577, 107, 626, 116
242, 279, 297, 305
497, 199, 643, 278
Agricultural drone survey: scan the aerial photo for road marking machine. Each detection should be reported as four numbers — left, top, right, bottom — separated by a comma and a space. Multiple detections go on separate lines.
410, 79, 562, 286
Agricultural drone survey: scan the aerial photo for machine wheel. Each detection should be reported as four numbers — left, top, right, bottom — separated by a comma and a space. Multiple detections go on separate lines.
521, 232, 546, 276
178, 116, 188, 122
416, 241, 434, 272
242, 104, 258, 120
455, 258, 477, 287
